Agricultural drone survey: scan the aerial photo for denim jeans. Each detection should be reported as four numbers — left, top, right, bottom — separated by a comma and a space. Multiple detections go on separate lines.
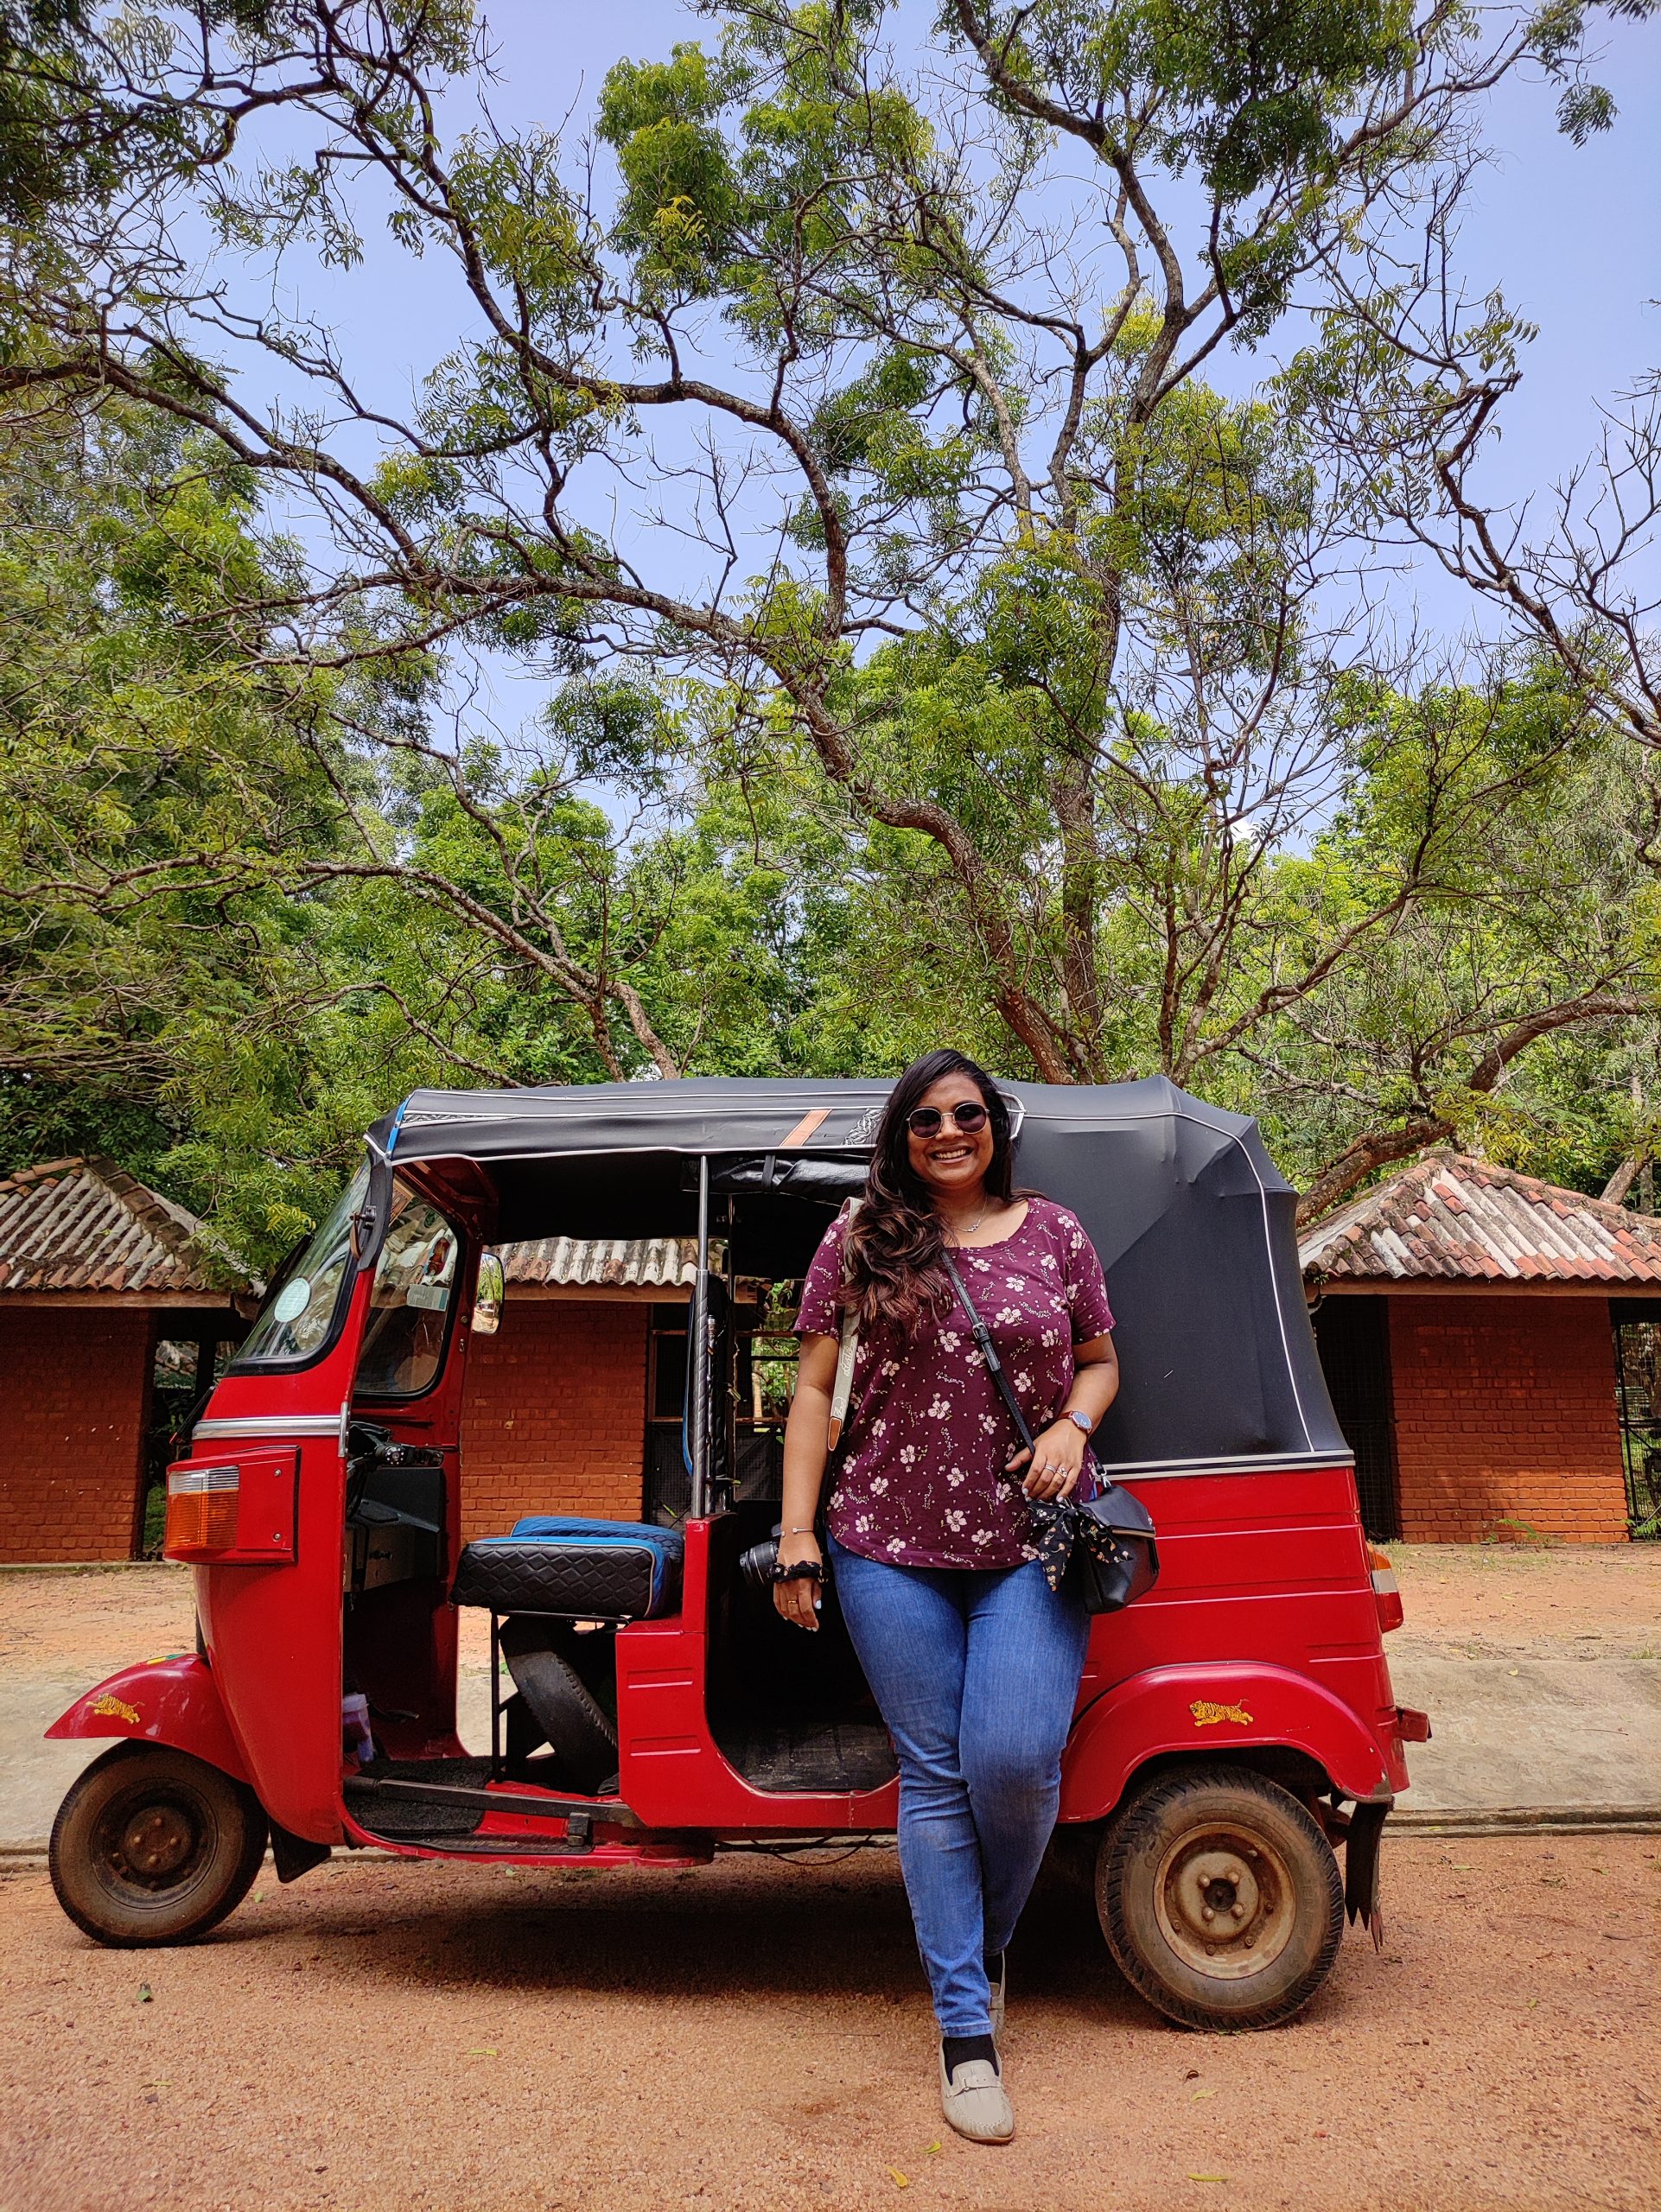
828, 1536, 1091, 2037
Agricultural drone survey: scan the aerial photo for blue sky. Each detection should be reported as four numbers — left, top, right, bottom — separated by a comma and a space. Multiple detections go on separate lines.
346, 2, 1660, 488
215, 2, 1661, 707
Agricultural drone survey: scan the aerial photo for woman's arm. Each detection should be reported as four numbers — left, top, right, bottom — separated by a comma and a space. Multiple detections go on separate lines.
1006, 1333, 1120, 1500
773, 1330, 839, 1631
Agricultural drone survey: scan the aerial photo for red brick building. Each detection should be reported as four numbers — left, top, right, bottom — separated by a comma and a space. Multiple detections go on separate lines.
1301, 1153, 1653, 1544
457, 1236, 697, 1541
0, 1160, 703, 1562
7, 1147, 1651, 1560
0, 1158, 258, 1562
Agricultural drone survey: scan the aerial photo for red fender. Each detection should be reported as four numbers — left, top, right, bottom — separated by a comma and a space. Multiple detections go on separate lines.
1059, 1661, 1392, 1823
46, 1654, 250, 1784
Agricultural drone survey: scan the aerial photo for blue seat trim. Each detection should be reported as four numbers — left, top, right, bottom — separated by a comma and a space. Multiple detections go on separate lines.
511, 1515, 678, 1544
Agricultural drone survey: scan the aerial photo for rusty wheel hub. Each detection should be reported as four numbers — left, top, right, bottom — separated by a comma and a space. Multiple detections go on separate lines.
1153, 1821, 1295, 1980
93, 1793, 207, 1891
119, 1803, 196, 1878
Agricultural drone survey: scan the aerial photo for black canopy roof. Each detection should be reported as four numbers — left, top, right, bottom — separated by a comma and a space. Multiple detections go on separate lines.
372, 1075, 1346, 1477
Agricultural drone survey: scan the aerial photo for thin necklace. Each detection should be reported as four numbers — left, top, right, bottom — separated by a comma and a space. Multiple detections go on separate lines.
946, 1202, 991, 1244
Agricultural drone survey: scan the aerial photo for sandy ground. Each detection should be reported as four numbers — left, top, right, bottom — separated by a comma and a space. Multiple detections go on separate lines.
0, 1565, 497, 1681
5, 1543, 1656, 1681
0, 1834, 1654, 2212
1384, 1544, 1660, 1660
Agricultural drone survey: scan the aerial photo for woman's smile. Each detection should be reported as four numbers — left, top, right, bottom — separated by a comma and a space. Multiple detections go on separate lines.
908, 1077, 996, 1192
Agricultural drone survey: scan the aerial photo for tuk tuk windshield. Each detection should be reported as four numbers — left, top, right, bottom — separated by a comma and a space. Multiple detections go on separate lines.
232, 1166, 369, 1369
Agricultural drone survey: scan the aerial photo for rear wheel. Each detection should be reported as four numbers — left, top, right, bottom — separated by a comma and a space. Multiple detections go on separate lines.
1097, 1764, 1343, 2030
49, 1744, 267, 1948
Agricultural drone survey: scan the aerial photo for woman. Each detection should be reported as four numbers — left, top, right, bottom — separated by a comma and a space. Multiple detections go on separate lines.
777, 1049, 1118, 2145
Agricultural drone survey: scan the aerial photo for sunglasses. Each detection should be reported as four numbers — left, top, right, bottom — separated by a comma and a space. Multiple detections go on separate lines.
906, 1102, 990, 1138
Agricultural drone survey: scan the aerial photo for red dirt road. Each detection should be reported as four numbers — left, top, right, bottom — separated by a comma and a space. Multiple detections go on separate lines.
2, 1834, 1655, 2212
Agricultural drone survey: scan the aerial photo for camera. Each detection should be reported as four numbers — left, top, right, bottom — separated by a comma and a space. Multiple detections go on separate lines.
738, 1526, 830, 1591
738, 1529, 782, 1590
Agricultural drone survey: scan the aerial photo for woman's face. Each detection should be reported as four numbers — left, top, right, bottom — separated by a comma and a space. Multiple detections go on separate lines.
906, 1071, 996, 1199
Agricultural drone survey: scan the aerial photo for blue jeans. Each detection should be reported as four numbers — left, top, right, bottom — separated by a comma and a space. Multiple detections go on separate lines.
828, 1536, 1090, 2037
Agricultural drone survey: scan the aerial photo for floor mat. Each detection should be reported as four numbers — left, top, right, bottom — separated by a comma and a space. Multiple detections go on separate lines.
344, 1757, 494, 1838
714, 1719, 896, 1794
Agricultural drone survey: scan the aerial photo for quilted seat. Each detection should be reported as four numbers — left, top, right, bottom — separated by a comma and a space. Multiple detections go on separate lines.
451, 1515, 684, 1620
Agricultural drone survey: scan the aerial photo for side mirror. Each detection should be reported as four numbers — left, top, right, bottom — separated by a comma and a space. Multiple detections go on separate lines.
471, 1249, 506, 1337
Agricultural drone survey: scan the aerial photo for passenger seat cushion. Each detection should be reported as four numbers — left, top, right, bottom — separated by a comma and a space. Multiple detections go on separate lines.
451, 1516, 684, 1619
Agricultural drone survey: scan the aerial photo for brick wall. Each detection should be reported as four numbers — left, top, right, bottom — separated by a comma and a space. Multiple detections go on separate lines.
0, 1306, 153, 1562
458, 1300, 649, 1537
1387, 1294, 1628, 1543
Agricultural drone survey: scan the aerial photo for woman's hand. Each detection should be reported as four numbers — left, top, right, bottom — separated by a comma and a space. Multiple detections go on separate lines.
772, 1530, 824, 1631
1006, 1418, 1086, 1501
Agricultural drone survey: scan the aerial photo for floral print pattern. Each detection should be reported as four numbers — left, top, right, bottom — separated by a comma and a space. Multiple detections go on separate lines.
794, 1198, 1115, 1570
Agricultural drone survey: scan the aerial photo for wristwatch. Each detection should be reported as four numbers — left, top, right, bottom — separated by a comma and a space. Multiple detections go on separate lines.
1066, 1410, 1093, 1435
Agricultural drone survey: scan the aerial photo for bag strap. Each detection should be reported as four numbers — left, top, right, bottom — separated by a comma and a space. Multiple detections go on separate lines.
939, 1247, 1036, 1459
826, 1198, 862, 1451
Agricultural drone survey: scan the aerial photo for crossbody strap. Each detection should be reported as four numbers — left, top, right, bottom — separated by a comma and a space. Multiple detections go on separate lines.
826, 1198, 862, 1450
939, 1247, 1037, 1459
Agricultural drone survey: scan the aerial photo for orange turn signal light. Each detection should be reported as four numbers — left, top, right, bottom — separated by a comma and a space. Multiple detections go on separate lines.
1365, 1542, 1404, 1632
164, 1465, 240, 1558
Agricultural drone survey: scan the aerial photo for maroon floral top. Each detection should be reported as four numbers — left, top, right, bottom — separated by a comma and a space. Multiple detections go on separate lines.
794, 1198, 1116, 1570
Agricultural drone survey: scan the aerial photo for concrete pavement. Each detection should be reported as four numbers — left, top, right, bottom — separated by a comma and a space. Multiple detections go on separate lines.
1386, 1652, 1661, 1822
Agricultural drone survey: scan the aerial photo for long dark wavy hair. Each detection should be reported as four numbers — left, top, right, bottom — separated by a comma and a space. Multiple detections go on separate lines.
839, 1049, 1019, 1338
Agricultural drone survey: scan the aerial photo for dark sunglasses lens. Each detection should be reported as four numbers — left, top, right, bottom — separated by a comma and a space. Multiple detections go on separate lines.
907, 1103, 989, 1136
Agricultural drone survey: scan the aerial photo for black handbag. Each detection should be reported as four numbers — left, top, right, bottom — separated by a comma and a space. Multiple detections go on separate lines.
939, 1249, 1159, 1614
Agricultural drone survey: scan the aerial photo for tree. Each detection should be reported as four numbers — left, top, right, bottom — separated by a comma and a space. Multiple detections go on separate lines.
0, 0, 1653, 1221
0, 386, 881, 1255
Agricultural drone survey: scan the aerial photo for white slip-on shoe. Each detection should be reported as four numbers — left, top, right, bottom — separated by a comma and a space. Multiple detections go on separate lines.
939, 2047, 1015, 2145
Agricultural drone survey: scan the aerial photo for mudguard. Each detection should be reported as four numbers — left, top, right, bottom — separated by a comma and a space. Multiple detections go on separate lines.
1059, 1661, 1392, 1823
46, 1653, 249, 1784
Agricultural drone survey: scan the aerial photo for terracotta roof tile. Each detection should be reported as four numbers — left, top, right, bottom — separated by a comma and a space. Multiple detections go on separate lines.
0, 1160, 702, 1307
0, 1158, 256, 1297
1299, 1150, 1661, 1287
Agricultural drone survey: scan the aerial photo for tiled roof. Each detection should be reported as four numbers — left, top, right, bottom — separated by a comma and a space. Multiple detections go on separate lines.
0, 1157, 257, 1297
1299, 1151, 1661, 1286
500, 1236, 695, 1290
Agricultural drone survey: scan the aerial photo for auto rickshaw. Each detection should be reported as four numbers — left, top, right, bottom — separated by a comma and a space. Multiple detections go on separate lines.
45, 1076, 1422, 2031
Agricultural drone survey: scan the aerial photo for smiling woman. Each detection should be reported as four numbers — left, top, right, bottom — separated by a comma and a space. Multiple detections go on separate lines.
775, 1048, 1119, 2145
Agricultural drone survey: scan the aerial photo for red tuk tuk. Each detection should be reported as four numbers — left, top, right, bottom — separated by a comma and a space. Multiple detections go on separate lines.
46, 1077, 1422, 2031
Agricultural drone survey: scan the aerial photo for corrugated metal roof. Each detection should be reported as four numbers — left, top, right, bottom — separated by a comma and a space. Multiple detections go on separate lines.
1299, 1151, 1661, 1286
500, 1236, 695, 1290
0, 1157, 256, 1297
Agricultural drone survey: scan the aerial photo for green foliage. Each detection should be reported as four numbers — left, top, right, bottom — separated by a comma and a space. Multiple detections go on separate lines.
1, 0, 1657, 1267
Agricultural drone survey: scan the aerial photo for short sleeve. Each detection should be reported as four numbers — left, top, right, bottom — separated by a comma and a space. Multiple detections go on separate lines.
1060, 1210, 1114, 1340
794, 1214, 847, 1337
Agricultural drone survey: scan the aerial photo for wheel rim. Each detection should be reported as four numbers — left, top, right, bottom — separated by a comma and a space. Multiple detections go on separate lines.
1151, 1819, 1296, 1981
88, 1782, 217, 1905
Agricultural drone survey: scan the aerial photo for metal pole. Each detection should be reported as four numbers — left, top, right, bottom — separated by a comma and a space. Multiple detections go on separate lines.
490, 1610, 502, 1782
690, 1154, 711, 1520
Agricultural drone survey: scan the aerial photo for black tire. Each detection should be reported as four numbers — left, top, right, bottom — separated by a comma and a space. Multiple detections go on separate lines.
500, 1620, 619, 1793
1096, 1764, 1343, 2031
48, 1744, 268, 1948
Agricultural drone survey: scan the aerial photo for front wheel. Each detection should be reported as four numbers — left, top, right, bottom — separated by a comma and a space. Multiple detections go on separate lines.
1097, 1764, 1343, 2030
49, 1744, 268, 1948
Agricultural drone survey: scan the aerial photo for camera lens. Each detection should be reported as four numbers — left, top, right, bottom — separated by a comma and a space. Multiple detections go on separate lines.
738, 1535, 780, 1590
